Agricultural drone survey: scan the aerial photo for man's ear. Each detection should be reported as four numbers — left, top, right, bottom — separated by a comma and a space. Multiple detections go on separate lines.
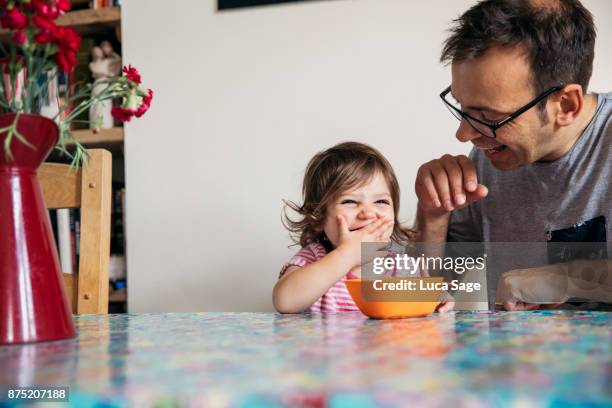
552, 84, 584, 127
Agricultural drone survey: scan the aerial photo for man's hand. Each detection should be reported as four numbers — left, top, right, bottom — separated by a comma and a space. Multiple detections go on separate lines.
497, 260, 612, 311
496, 266, 570, 311
416, 154, 488, 218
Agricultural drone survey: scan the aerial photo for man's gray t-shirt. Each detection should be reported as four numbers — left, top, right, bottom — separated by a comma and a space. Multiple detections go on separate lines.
447, 92, 612, 306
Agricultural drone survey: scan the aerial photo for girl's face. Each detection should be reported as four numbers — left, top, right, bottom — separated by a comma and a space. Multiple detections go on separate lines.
322, 171, 395, 248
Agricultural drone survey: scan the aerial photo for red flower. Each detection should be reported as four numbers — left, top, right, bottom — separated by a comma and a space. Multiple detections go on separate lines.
56, 0, 71, 13
13, 31, 27, 46
32, 14, 56, 32
33, 0, 59, 20
34, 31, 54, 44
56, 50, 77, 72
112, 107, 136, 122
122, 65, 141, 84
47, 25, 80, 72
1, 7, 28, 30
135, 89, 153, 118
53, 26, 81, 53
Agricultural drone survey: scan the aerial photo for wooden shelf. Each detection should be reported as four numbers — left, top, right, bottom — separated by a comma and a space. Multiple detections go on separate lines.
0, 7, 120, 37
58, 7, 120, 30
72, 127, 123, 145
109, 287, 126, 303
46, 127, 124, 162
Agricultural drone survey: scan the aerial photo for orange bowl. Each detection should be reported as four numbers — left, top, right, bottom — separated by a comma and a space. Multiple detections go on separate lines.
345, 278, 442, 319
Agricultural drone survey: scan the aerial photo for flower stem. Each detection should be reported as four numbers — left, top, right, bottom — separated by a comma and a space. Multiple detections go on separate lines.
2, 112, 35, 161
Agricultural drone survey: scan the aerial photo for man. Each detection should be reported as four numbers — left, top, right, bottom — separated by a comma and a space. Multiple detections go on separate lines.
415, 0, 611, 310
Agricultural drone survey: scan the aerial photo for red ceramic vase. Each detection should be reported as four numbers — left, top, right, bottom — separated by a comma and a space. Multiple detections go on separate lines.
0, 113, 76, 345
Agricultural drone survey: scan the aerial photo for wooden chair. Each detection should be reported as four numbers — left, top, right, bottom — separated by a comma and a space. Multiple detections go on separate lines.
39, 149, 113, 314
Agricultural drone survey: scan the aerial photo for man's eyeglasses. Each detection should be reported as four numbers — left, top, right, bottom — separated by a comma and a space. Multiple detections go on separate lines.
440, 85, 564, 138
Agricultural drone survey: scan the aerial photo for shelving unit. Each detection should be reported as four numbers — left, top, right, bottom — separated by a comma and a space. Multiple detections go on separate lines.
24, 3, 128, 312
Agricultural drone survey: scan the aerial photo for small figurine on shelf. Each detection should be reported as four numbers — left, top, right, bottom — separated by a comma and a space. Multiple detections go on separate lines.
89, 42, 122, 129
101, 40, 122, 70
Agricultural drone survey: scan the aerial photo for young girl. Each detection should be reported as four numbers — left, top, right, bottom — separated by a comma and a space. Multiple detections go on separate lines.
273, 141, 415, 313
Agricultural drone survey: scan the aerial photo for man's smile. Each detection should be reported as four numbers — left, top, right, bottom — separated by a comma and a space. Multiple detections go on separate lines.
472, 140, 508, 156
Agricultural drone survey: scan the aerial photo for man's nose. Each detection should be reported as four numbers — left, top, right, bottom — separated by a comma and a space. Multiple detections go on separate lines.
456, 120, 481, 143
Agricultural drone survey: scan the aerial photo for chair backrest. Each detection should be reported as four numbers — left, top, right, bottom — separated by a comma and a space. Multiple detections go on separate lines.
39, 149, 112, 314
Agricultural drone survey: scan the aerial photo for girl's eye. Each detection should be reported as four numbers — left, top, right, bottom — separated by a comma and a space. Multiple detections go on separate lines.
375, 199, 390, 205
340, 199, 357, 205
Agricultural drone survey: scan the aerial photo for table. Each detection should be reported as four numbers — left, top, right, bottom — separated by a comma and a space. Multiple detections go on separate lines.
1, 311, 611, 407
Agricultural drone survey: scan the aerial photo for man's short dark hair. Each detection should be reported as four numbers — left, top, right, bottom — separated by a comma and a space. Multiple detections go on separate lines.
441, 0, 596, 97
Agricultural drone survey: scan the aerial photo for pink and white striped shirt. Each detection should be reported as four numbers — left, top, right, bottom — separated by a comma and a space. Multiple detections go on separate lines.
279, 242, 360, 313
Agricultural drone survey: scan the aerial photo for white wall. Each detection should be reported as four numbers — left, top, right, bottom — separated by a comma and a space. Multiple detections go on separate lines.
122, 0, 612, 312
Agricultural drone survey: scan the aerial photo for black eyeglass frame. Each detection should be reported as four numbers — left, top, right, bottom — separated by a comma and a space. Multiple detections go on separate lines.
440, 85, 564, 138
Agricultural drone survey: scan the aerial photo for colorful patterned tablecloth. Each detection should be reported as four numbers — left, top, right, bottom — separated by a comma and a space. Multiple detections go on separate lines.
1, 311, 611, 407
